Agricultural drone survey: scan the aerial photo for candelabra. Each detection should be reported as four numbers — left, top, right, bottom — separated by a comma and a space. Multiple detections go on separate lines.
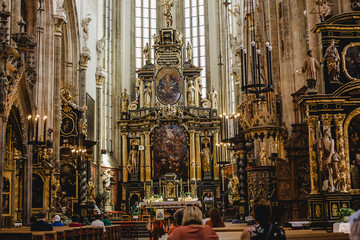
27, 115, 48, 145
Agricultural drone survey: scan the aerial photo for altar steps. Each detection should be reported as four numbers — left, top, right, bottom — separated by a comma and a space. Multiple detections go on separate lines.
110, 220, 150, 238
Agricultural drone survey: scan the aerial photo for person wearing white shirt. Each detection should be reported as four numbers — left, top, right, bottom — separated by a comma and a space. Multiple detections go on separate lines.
91, 214, 106, 232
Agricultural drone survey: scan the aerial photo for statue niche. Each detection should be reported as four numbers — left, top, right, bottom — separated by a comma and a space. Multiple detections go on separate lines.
153, 124, 188, 179
348, 114, 360, 189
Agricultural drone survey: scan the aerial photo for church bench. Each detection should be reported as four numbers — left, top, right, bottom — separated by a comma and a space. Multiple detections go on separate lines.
0, 232, 33, 240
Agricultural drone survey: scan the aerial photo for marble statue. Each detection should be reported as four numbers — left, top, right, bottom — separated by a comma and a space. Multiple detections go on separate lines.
96, 38, 106, 68
81, 17, 92, 52
201, 142, 212, 172
87, 178, 95, 201
177, 32, 183, 46
153, 33, 159, 44
159, 0, 174, 27
121, 89, 129, 112
209, 86, 218, 110
187, 42, 193, 62
187, 80, 195, 106
318, 127, 341, 192
144, 82, 152, 108
322, 40, 340, 82
143, 43, 150, 63
128, 145, 139, 174
301, 50, 321, 90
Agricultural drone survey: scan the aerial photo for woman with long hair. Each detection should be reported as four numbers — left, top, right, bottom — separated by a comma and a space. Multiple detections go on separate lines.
206, 208, 225, 228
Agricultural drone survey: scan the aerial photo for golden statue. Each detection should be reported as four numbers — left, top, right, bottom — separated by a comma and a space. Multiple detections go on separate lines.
159, 0, 174, 27
121, 88, 129, 112
87, 178, 95, 201
127, 144, 139, 174
52, 175, 61, 198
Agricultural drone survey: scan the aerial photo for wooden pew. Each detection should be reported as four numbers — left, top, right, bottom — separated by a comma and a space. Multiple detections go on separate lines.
0, 232, 33, 240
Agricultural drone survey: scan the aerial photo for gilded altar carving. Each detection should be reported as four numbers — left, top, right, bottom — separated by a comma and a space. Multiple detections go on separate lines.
159, 0, 174, 27
127, 140, 139, 174
306, 116, 319, 194
200, 138, 212, 172
87, 177, 95, 201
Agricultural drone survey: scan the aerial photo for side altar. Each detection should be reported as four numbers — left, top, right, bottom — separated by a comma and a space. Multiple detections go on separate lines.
117, 25, 221, 213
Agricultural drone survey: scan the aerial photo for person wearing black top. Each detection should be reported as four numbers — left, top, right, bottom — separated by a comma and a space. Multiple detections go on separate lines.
240, 199, 286, 240
31, 211, 53, 231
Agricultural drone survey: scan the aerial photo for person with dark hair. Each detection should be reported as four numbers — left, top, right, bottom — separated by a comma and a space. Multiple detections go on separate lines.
31, 211, 53, 231
168, 208, 184, 235
30, 216, 37, 224
69, 215, 82, 227
101, 214, 111, 226
206, 208, 225, 228
167, 206, 218, 240
240, 199, 286, 240
91, 214, 106, 232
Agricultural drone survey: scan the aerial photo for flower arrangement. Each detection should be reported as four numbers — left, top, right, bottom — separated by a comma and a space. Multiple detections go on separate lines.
338, 207, 355, 223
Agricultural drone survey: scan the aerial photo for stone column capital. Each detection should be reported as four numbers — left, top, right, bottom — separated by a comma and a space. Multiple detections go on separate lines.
306, 115, 319, 126
80, 52, 91, 68
54, 10, 67, 35
321, 114, 333, 126
333, 114, 346, 125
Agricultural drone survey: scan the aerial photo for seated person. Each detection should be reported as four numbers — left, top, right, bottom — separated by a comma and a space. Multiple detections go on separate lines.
148, 220, 166, 240
91, 214, 106, 232
69, 215, 82, 227
101, 214, 111, 226
240, 199, 286, 240
232, 213, 242, 224
31, 211, 53, 231
206, 208, 225, 228
52, 215, 64, 226
168, 206, 219, 240
168, 209, 184, 235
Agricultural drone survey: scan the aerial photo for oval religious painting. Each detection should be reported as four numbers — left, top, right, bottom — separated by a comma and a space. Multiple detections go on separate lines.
156, 68, 182, 105
153, 124, 188, 179
343, 43, 360, 81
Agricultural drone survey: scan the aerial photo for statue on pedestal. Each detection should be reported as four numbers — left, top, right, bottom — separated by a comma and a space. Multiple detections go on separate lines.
159, 0, 174, 27
187, 80, 195, 106
187, 42, 193, 63
144, 82, 152, 108
315, 0, 332, 21
87, 178, 95, 201
127, 144, 139, 174
209, 86, 218, 110
301, 50, 321, 91
143, 43, 150, 63
121, 89, 129, 112
81, 17, 91, 52
322, 40, 340, 82
201, 142, 212, 172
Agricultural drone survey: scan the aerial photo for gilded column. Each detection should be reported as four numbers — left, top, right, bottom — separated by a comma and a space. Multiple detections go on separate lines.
195, 77, 199, 107
213, 131, 220, 180
145, 131, 151, 181
122, 133, 128, 182
195, 132, 201, 180
306, 115, 319, 194
140, 134, 145, 182
189, 130, 196, 180
334, 114, 349, 192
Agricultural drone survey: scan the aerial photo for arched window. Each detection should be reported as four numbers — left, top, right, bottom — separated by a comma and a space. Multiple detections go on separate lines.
184, 0, 206, 96
135, 0, 157, 69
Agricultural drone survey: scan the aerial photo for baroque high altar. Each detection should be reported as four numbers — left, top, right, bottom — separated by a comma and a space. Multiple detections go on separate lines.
117, 26, 221, 209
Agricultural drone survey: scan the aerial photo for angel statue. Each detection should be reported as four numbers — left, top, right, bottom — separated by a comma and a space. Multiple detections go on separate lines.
87, 178, 95, 201
143, 43, 150, 63
159, 0, 174, 27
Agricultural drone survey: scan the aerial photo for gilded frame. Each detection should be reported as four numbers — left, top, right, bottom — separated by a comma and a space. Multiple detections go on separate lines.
342, 42, 360, 81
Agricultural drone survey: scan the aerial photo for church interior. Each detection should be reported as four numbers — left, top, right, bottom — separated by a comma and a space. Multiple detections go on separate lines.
0, 0, 360, 239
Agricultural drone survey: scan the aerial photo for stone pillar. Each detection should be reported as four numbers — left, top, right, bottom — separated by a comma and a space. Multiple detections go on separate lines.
195, 132, 201, 180
140, 134, 145, 182
95, 74, 105, 191
189, 130, 196, 180
306, 115, 319, 194
195, 77, 200, 107
79, 53, 91, 107
145, 131, 151, 181
122, 133, 128, 182
213, 131, 219, 180
0, 118, 5, 226
53, 14, 67, 172
139, 79, 144, 108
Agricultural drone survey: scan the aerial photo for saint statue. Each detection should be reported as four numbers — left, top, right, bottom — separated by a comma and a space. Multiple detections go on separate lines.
187, 80, 195, 106
96, 37, 106, 68
301, 50, 321, 90
81, 17, 91, 52
322, 40, 340, 82
87, 178, 95, 201
159, 0, 174, 27
209, 86, 218, 110
318, 127, 341, 192
177, 32, 183, 46
187, 42, 193, 62
121, 88, 129, 112
201, 142, 212, 172
144, 82, 152, 108
315, 0, 331, 21
143, 43, 150, 63
128, 144, 139, 174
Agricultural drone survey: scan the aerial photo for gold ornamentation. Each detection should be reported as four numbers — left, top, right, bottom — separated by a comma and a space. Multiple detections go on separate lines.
306, 115, 319, 194
87, 177, 95, 201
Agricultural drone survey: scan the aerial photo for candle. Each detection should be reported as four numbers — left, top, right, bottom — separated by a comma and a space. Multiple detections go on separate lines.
35, 115, 39, 142
27, 115, 31, 142
244, 49, 248, 93
43, 116, 47, 143
257, 49, 261, 86
251, 42, 257, 85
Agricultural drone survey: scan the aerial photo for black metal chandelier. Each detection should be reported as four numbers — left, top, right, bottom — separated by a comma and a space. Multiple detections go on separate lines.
240, 41, 274, 99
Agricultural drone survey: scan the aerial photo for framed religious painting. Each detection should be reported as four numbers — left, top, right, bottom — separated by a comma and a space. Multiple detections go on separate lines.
155, 68, 182, 105
155, 209, 164, 220
342, 42, 360, 81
